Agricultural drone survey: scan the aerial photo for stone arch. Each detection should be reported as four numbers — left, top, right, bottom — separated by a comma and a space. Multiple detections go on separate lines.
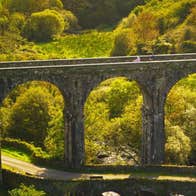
0, 77, 67, 105
165, 72, 196, 105
83, 76, 144, 165
83, 74, 146, 108
0, 79, 67, 164
164, 73, 196, 165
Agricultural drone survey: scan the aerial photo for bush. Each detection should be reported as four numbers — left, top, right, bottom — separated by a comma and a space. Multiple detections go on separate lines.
9, 184, 46, 196
9, 12, 25, 33
173, 1, 193, 23
116, 13, 137, 30
6, 87, 51, 145
185, 6, 196, 26
111, 29, 136, 56
165, 125, 191, 165
23, 9, 65, 42
180, 40, 196, 53
0, 15, 9, 35
135, 41, 154, 55
133, 11, 159, 42
61, 10, 79, 31
152, 38, 174, 54
2, 138, 50, 161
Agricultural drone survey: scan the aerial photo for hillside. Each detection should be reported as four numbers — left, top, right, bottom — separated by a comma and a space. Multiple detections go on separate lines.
0, 31, 114, 61
0, 1, 196, 195
112, 0, 196, 55
0, 0, 195, 61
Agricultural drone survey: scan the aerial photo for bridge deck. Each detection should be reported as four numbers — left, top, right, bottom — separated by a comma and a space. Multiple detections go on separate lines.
0, 53, 196, 69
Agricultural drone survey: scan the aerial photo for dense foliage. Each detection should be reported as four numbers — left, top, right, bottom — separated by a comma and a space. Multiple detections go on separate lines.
0, 0, 195, 59
0, 31, 114, 61
9, 184, 46, 196
1, 75, 195, 165
62, 0, 145, 28
165, 75, 196, 164
0, 81, 64, 159
0, 0, 78, 43
0, 0, 195, 167
85, 75, 196, 165
23, 9, 65, 41
112, 0, 196, 55
84, 78, 142, 164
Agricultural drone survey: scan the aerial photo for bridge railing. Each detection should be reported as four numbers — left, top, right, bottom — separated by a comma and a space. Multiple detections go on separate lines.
0, 53, 196, 68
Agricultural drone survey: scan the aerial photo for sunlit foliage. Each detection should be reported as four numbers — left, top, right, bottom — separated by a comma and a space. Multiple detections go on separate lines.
84, 78, 143, 164
0, 81, 64, 159
112, 0, 196, 55
23, 9, 65, 41
9, 184, 46, 196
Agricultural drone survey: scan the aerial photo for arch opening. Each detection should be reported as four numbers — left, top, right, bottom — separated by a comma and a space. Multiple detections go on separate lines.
0, 80, 65, 164
164, 73, 196, 165
84, 77, 144, 165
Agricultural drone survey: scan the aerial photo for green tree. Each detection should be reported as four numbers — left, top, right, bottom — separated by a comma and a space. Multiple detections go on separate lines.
165, 123, 191, 164
7, 87, 51, 146
84, 78, 143, 164
0, 15, 8, 35
106, 78, 140, 118
9, 12, 25, 33
1, 81, 65, 159
111, 29, 136, 56
165, 74, 196, 164
44, 103, 64, 159
60, 10, 79, 31
84, 85, 110, 163
23, 9, 65, 41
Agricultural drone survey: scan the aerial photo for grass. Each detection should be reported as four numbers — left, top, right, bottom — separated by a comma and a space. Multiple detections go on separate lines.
33, 30, 115, 59
0, 30, 115, 61
2, 146, 32, 163
1, 145, 196, 182
1, 147, 196, 183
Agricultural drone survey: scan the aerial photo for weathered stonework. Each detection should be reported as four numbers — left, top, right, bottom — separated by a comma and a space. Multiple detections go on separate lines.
0, 54, 196, 171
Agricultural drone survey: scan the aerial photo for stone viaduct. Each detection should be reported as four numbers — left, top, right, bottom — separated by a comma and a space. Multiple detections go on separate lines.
0, 53, 196, 170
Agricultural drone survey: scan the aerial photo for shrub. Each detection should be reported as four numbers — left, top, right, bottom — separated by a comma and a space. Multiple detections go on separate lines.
135, 41, 154, 55
133, 11, 159, 42
180, 40, 196, 53
6, 87, 51, 145
23, 9, 65, 42
2, 138, 50, 160
185, 6, 196, 26
9, 12, 25, 33
116, 13, 137, 30
111, 29, 136, 56
173, 1, 193, 23
0, 15, 9, 35
165, 124, 191, 165
152, 38, 174, 54
61, 10, 79, 31
9, 184, 46, 196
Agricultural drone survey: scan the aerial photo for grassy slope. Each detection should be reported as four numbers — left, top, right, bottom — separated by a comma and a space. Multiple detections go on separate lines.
0, 31, 115, 61
36, 31, 114, 59
2, 147, 32, 163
